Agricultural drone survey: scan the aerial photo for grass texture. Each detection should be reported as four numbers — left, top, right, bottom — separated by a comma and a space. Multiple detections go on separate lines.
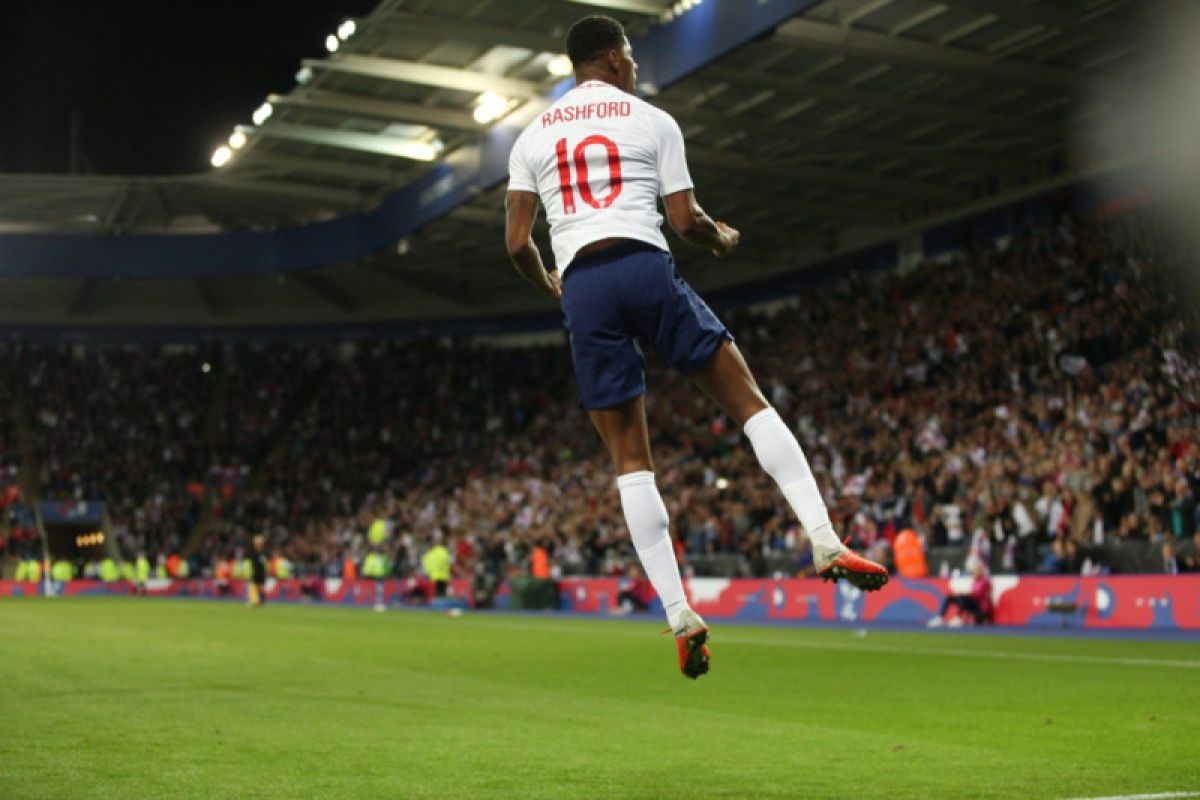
1, 597, 1198, 799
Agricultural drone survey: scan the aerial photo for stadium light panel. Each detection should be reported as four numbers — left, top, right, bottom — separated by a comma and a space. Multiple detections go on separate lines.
252, 102, 273, 126
210, 146, 232, 168
398, 141, 439, 161
547, 54, 573, 77
337, 19, 357, 41
325, 34, 340, 53
473, 91, 511, 125
228, 130, 247, 149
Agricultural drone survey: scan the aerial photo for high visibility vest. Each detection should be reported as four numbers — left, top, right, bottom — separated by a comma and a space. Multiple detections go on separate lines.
51, 561, 74, 582
28, 560, 41, 581
367, 519, 389, 545
531, 547, 551, 579
136, 557, 151, 582
100, 559, 119, 582
16, 560, 31, 581
894, 529, 928, 578
363, 553, 388, 579
422, 546, 451, 583
274, 558, 292, 579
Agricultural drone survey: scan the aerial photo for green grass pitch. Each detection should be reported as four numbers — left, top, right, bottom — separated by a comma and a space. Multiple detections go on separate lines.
1, 598, 1198, 799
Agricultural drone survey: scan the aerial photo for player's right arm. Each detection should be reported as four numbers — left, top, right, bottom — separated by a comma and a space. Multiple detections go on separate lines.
663, 190, 739, 257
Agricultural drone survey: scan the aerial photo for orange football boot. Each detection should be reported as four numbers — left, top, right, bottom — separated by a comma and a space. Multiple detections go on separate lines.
817, 547, 890, 591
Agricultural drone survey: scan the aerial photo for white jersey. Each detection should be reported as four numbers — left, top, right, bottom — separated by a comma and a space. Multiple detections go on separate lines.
507, 80, 693, 272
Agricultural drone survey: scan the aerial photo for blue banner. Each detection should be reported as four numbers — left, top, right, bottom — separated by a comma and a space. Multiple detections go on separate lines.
39, 500, 104, 525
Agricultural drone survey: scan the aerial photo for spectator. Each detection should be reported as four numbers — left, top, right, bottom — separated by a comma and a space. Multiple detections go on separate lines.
927, 558, 994, 628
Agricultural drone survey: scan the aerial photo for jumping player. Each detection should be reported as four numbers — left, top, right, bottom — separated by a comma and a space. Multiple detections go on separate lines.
505, 15, 888, 679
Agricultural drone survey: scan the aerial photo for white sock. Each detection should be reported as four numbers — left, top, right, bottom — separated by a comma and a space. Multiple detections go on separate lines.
743, 407, 844, 560
616, 471, 689, 629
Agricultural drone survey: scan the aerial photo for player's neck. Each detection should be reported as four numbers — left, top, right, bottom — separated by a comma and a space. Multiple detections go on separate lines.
572, 70, 621, 91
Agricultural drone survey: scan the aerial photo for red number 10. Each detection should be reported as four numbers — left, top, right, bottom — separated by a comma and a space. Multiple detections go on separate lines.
554, 135, 623, 215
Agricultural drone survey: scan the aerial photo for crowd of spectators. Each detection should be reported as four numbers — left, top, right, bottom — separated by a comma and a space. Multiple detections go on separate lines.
2, 212, 1199, 584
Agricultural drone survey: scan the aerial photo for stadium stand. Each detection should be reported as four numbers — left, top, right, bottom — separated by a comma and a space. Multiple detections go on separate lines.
2, 210, 1196, 582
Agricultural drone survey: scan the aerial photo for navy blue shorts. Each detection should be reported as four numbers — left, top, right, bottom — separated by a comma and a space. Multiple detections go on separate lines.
561, 240, 731, 410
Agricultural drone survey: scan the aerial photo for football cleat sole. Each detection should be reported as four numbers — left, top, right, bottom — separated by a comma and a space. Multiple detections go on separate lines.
676, 627, 711, 680
818, 550, 890, 592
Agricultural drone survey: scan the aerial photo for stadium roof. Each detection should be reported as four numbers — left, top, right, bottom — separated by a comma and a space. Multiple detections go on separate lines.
0, 0, 1145, 329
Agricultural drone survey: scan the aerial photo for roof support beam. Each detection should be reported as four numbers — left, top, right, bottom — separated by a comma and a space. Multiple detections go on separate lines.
365, 260, 489, 306
704, 67, 1060, 138
660, 102, 1048, 176
305, 54, 542, 98
193, 280, 222, 317
940, 0, 1126, 42
447, 205, 503, 226
377, 17, 561, 54
269, 90, 479, 132
235, 122, 438, 162
102, 181, 133, 232
686, 145, 967, 203
66, 279, 99, 317
202, 176, 364, 206
561, 0, 665, 14
294, 273, 360, 314
231, 154, 397, 186
772, 17, 1085, 91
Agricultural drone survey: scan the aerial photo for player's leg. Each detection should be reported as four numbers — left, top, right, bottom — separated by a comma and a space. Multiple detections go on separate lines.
589, 397, 686, 625
688, 343, 890, 591
563, 249, 708, 677
589, 397, 709, 679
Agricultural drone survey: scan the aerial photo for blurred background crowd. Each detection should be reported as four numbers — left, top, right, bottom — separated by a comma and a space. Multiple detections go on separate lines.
2, 212, 1198, 587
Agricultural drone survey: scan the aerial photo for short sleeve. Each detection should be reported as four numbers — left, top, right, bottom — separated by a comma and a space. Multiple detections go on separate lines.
653, 110, 694, 197
507, 132, 538, 193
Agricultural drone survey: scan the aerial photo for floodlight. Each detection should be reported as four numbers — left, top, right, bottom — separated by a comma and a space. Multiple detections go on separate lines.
473, 91, 511, 124
252, 102, 273, 125
547, 54, 573, 77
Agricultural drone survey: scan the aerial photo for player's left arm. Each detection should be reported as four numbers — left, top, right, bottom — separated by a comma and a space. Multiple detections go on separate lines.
505, 190, 562, 301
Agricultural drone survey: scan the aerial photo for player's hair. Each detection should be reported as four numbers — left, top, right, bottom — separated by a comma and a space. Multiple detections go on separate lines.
566, 15, 626, 68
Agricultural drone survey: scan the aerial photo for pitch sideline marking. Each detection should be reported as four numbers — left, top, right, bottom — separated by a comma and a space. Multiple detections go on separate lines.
1059, 792, 1200, 800
714, 635, 1200, 670
431, 616, 1200, 670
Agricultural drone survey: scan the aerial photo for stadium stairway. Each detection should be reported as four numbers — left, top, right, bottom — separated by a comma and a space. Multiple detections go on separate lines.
2, 380, 40, 578
183, 361, 333, 555
183, 352, 233, 554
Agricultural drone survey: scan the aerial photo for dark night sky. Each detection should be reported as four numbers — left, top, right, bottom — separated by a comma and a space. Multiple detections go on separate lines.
0, 0, 377, 176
